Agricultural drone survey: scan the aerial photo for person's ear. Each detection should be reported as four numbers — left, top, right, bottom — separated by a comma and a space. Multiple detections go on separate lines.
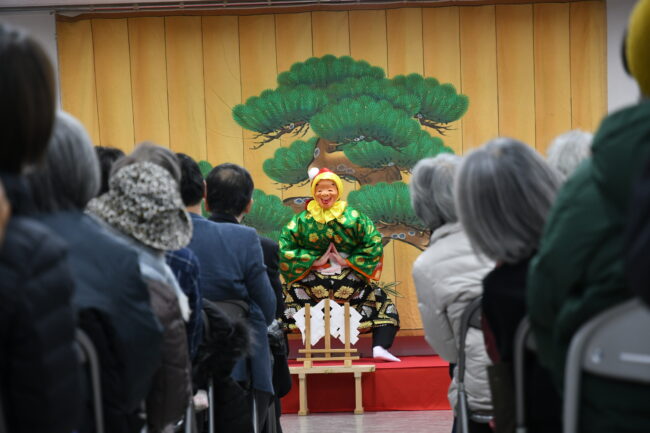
202, 181, 211, 212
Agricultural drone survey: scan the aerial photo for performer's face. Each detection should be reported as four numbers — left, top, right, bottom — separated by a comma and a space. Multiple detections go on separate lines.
315, 179, 339, 209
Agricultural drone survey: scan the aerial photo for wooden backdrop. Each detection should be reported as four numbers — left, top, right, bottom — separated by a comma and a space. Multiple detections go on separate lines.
56, 1, 606, 334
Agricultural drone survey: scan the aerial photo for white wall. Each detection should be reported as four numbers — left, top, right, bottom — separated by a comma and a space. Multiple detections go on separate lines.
607, 0, 641, 112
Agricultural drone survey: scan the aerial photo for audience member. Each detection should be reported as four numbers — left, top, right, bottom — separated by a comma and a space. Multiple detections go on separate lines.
165, 248, 203, 360
95, 146, 125, 195
207, 163, 286, 325
183, 159, 276, 433
528, 1, 650, 431
410, 154, 493, 433
546, 129, 593, 180
205, 161, 292, 432
455, 138, 562, 433
153, 153, 205, 362
26, 112, 164, 432
0, 23, 82, 433
87, 159, 192, 433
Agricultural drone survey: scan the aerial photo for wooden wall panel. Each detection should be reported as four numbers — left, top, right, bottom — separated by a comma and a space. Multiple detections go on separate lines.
570, 1, 606, 133
202, 16, 244, 167
128, 17, 170, 148
422, 7, 463, 155
312, 11, 350, 57
534, 3, 571, 153
165, 17, 207, 160
239, 15, 278, 194
92, 20, 135, 152
275, 12, 312, 74
496, 5, 536, 147
349, 10, 388, 71
387, 8, 423, 79
55, 1, 608, 336
57, 20, 100, 145
460, 6, 499, 152
275, 13, 314, 199
349, 9, 397, 318
388, 7, 424, 331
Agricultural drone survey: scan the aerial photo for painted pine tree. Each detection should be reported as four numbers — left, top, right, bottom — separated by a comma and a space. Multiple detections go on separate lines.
231, 55, 468, 249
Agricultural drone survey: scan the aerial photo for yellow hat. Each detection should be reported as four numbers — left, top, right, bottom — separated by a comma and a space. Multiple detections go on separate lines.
309, 167, 343, 198
627, 0, 650, 96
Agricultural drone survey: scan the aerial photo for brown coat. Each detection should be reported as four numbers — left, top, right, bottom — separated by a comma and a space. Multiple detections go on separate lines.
145, 279, 191, 432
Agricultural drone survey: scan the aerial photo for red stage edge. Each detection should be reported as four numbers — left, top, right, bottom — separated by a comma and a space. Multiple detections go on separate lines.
281, 355, 451, 414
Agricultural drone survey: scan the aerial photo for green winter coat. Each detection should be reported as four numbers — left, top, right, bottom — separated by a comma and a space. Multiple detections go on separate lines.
527, 100, 650, 433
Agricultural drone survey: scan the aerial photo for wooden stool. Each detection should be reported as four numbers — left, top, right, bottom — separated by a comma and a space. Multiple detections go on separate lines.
292, 300, 375, 415
289, 364, 375, 415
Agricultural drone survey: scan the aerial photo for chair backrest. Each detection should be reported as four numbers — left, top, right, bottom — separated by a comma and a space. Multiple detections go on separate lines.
76, 328, 105, 433
456, 296, 491, 433
563, 298, 650, 433
513, 316, 538, 433
457, 296, 483, 383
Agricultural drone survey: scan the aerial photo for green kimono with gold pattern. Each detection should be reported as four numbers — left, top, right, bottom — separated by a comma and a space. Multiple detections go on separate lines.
279, 205, 399, 331
279, 206, 383, 283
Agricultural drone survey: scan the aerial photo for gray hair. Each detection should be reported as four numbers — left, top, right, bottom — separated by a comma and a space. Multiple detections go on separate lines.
410, 154, 461, 231
111, 141, 181, 183
546, 129, 593, 180
28, 111, 100, 212
455, 137, 561, 264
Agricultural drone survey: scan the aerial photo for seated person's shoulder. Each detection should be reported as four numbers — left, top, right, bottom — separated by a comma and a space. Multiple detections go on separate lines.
78, 214, 141, 264
0, 217, 68, 284
2, 216, 66, 263
206, 219, 257, 242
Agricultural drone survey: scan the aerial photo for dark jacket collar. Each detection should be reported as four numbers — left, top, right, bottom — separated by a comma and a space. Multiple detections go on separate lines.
0, 172, 36, 216
209, 212, 239, 224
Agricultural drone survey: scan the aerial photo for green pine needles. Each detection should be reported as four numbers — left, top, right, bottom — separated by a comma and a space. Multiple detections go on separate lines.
344, 134, 451, 170
348, 182, 426, 231
241, 189, 295, 241
263, 137, 317, 186
392, 73, 468, 133
230, 55, 469, 249
311, 96, 423, 149
277, 55, 384, 88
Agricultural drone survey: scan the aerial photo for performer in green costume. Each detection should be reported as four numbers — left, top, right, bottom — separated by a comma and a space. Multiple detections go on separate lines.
279, 168, 400, 361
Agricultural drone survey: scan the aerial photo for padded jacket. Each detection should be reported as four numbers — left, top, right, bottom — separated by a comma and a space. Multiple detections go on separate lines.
89, 219, 192, 432
527, 100, 650, 433
0, 175, 82, 433
412, 222, 493, 413
37, 211, 163, 412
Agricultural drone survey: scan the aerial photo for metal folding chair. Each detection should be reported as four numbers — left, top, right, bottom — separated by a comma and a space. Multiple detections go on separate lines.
456, 296, 493, 433
513, 316, 537, 433
563, 298, 650, 433
76, 328, 104, 433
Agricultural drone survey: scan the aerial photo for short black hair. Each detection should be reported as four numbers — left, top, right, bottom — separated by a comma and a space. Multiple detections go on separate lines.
205, 163, 253, 216
0, 23, 56, 173
95, 146, 125, 195
176, 153, 204, 207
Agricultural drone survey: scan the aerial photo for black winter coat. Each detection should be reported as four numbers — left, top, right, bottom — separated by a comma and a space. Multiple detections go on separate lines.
482, 259, 562, 433
0, 175, 82, 433
37, 211, 163, 412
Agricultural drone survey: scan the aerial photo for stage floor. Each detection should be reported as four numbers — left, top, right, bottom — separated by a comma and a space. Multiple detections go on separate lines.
281, 356, 452, 414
